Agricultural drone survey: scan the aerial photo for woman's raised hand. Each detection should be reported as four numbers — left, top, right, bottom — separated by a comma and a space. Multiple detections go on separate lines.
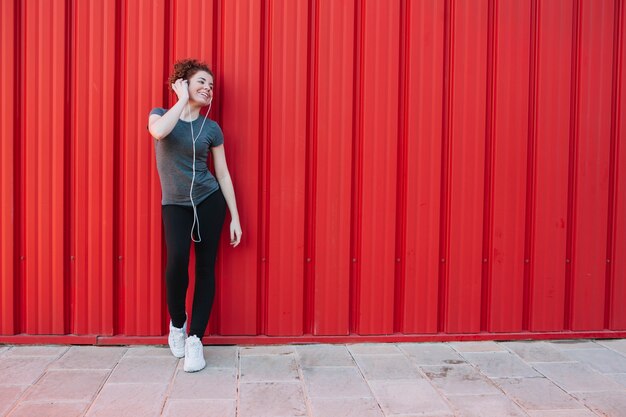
171, 78, 189, 102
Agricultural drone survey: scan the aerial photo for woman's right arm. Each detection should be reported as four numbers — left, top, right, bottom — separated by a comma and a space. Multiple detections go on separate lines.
148, 79, 189, 140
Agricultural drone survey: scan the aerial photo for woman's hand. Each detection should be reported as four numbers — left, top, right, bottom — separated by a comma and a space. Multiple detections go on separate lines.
171, 78, 189, 102
230, 218, 242, 247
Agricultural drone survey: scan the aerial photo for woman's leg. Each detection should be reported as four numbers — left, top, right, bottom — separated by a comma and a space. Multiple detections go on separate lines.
188, 190, 227, 338
162, 204, 193, 328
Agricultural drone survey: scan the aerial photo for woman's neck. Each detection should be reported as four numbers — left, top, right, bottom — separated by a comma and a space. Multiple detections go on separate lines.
181, 101, 201, 121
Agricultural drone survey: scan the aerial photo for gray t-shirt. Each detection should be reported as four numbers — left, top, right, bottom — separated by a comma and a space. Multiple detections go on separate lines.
149, 107, 224, 206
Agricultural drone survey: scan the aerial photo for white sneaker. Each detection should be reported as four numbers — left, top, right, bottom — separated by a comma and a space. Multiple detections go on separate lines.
184, 335, 206, 372
168, 318, 187, 358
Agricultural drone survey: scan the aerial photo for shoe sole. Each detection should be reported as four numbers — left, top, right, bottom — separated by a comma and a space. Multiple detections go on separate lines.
183, 362, 206, 372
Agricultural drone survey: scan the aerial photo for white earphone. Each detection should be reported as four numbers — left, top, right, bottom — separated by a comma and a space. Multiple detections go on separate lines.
187, 99, 212, 243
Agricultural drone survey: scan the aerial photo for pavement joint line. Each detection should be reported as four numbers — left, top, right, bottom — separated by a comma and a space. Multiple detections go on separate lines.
159, 355, 181, 416
526, 361, 619, 415
2, 351, 57, 416
397, 342, 460, 417
293, 344, 315, 417
80, 349, 123, 417
235, 346, 241, 417
347, 343, 388, 417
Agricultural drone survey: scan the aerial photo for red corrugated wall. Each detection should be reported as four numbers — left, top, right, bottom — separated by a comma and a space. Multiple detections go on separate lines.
1, 0, 625, 344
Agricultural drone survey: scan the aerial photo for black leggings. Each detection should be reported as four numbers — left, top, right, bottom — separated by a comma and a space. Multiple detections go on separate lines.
162, 189, 226, 338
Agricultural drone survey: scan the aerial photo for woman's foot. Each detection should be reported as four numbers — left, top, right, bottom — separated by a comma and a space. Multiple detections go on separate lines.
168, 318, 187, 358
184, 335, 206, 372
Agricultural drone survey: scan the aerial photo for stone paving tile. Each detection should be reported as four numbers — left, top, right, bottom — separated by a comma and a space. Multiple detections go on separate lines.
85, 383, 168, 417
446, 393, 528, 417
526, 410, 598, 417
309, 397, 384, 417
532, 362, 624, 393
238, 382, 307, 417
595, 339, 626, 356
0, 347, 9, 357
240, 353, 299, 382
501, 341, 572, 363
296, 344, 355, 367
50, 346, 127, 370
0, 385, 26, 416
0, 357, 54, 385
23, 369, 108, 402
353, 354, 423, 380
123, 346, 173, 357
399, 343, 466, 366
573, 391, 626, 417
107, 356, 178, 384
162, 399, 235, 417
561, 348, 626, 373
461, 352, 541, 378
169, 367, 236, 399
204, 345, 238, 368
493, 377, 587, 410
449, 341, 507, 352
239, 345, 294, 356
301, 366, 371, 398
548, 340, 599, 350
606, 373, 626, 388
422, 364, 501, 395
369, 379, 454, 416
3, 346, 68, 358
347, 343, 402, 355
7, 401, 88, 417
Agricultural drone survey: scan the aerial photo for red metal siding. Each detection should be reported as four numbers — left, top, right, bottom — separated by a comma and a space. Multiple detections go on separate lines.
219, 0, 262, 336
312, 0, 354, 336
72, 0, 116, 335
528, 0, 573, 331
570, 0, 615, 330
400, 0, 444, 334
1, 0, 625, 343
487, 0, 531, 332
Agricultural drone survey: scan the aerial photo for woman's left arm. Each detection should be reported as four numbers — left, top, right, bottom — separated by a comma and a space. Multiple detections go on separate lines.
212, 144, 242, 247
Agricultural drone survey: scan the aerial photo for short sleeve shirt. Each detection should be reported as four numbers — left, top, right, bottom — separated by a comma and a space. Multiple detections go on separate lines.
149, 107, 224, 206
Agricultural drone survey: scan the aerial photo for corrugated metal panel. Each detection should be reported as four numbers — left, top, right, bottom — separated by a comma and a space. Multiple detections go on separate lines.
401, 0, 444, 334
71, 0, 116, 335
312, 0, 353, 336
528, 0, 573, 331
569, 0, 615, 330
121, 0, 166, 336
219, 0, 262, 336
486, 0, 531, 332
444, 0, 489, 333
1, 0, 625, 342
264, 0, 308, 336
23, 0, 67, 334
355, 0, 400, 335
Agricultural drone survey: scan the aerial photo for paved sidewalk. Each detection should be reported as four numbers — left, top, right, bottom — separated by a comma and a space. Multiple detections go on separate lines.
1, 339, 626, 417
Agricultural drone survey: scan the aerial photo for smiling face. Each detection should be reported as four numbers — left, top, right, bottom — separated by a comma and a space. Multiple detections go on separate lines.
187, 70, 213, 106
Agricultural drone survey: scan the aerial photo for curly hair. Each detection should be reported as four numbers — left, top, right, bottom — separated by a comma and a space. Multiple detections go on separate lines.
168, 58, 213, 88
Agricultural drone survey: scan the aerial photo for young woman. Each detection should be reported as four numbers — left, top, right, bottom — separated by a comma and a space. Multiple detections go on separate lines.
148, 58, 241, 372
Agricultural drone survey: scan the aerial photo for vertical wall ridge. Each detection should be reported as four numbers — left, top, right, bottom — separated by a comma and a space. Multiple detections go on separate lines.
349, 0, 364, 334
394, 0, 409, 333
523, 0, 539, 331
604, 0, 622, 329
564, 0, 581, 330
438, 0, 453, 333
481, 0, 497, 332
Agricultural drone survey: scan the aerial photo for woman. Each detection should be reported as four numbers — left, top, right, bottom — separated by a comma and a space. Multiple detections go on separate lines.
148, 58, 242, 372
